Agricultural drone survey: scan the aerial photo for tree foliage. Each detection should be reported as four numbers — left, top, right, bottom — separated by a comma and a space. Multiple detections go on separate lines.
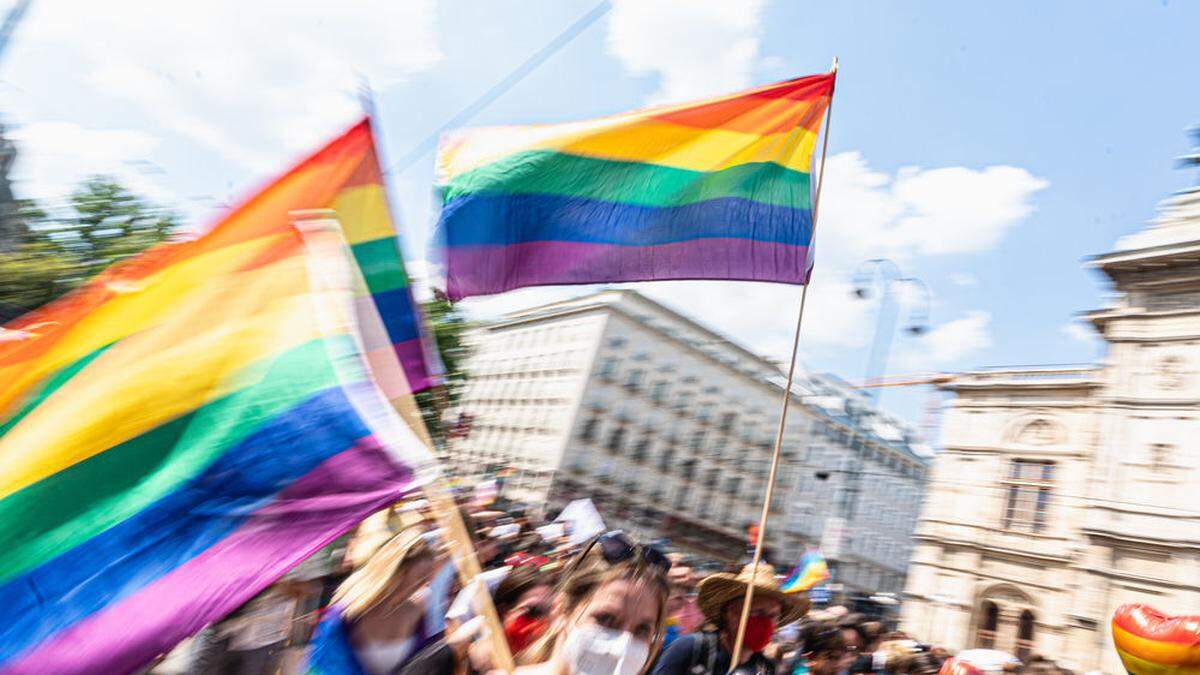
0, 177, 177, 322
414, 295, 472, 441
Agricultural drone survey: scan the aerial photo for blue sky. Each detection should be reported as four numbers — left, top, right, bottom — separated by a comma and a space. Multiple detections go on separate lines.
3, 0, 1199, 429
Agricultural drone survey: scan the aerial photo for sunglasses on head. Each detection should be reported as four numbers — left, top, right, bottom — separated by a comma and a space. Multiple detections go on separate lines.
577, 531, 672, 573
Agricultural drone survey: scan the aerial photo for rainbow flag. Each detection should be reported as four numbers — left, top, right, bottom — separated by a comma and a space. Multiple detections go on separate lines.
0, 124, 437, 674
781, 549, 830, 594
435, 71, 835, 300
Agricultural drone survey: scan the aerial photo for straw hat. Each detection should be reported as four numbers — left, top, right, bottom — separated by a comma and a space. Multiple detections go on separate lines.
697, 563, 810, 625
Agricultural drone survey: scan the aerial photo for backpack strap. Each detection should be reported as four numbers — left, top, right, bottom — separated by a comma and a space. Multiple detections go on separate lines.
688, 632, 718, 675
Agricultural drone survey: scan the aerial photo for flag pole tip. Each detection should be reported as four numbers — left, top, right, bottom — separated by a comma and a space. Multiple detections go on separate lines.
831, 57, 839, 73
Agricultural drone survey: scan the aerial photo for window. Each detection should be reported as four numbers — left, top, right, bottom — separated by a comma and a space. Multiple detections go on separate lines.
1002, 460, 1054, 532
1149, 443, 1174, 470
976, 601, 998, 648
631, 434, 651, 463
650, 381, 668, 403
657, 444, 675, 473
579, 416, 599, 443
598, 358, 617, 380
689, 430, 706, 452
681, 459, 697, 481
1017, 610, 1035, 659
606, 426, 626, 454
696, 402, 713, 422
625, 369, 644, 391
675, 391, 693, 410
719, 412, 738, 433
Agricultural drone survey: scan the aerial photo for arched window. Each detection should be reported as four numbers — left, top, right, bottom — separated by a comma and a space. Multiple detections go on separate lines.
1017, 609, 1035, 659
976, 601, 998, 648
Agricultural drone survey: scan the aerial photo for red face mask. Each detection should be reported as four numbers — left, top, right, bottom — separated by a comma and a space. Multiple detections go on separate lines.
742, 615, 777, 653
503, 612, 548, 653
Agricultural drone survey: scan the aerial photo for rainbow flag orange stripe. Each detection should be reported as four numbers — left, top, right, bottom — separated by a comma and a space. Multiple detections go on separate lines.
0, 123, 436, 674
435, 72, 835, 299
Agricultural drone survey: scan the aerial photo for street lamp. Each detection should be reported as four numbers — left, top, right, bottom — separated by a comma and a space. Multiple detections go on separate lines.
851, 259, 931, 401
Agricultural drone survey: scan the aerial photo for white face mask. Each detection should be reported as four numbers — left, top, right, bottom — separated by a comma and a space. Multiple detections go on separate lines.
562, 624, 651, 675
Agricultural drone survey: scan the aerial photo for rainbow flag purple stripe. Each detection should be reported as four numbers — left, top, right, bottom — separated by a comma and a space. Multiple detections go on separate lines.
435, 72, 835, 299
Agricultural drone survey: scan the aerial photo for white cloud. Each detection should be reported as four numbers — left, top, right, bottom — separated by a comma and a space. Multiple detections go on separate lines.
13, 0, 442, 172
1061, 321, 1097, 343
818, 152, 1048, 265
889, 166, 1049, 255
896, 310, 993, 370
606, 0, 766, 104
8, 122, 170, 206
950, 272, 978, 287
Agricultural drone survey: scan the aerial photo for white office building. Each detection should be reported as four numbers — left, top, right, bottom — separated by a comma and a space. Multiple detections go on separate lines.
446, 290, 929, 596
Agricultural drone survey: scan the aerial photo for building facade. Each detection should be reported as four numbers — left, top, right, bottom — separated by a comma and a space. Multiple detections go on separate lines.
446, 290, 929, 598
902, 167, 1200, 672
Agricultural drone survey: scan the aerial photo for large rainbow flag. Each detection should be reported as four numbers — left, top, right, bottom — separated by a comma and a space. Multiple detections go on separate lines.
0, 122, 437, 673
435, 71, 835, 300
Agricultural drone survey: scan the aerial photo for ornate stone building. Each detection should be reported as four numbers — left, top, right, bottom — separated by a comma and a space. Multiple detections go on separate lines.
901, 144, 1200, 672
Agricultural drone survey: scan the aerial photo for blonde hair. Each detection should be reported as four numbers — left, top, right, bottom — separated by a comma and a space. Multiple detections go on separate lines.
333, 526, 436, 620
520, 542, 671, 669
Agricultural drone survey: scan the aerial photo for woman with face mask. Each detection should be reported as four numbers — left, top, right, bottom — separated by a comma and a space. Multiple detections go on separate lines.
398, 563, 559, 675
306, 527, 444, 675
510, 530, 672, 675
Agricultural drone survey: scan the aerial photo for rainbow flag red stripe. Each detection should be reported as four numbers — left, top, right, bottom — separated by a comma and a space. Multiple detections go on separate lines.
0, 122, 436, 674
435, 72, 834, 299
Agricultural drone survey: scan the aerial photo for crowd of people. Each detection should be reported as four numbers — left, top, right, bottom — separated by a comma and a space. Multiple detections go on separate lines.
154, 493, 1078, 675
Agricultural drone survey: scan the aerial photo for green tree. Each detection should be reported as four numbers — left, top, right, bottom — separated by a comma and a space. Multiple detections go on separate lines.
0, 177, 177, 322
414, 295, 472, 441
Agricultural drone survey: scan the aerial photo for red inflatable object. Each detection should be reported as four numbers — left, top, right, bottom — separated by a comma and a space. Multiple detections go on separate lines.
1112, 603, 1200, 673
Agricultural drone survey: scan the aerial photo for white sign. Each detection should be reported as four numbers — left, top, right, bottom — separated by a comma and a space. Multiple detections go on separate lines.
555, 498, 607, 545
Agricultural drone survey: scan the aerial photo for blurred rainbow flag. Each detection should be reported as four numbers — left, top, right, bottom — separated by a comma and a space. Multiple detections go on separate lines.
782, 549, 830, 594
436, 71, 835, 300
0, 121, 437, 673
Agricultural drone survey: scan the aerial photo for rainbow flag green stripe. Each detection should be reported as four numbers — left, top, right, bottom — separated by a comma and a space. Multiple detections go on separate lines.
441, 152, 812, 210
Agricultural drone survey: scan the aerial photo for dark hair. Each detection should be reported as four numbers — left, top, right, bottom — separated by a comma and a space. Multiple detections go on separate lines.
493, 565, 556, 618
898, 651, 944, 675
801, 621, 845, 656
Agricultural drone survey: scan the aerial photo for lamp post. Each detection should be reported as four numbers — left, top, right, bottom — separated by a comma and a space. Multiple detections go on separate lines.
851, 259, 931, 401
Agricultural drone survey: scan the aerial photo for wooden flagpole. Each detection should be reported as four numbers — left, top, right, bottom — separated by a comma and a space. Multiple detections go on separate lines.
728, 58, 838, 671
356, 82, 517, 673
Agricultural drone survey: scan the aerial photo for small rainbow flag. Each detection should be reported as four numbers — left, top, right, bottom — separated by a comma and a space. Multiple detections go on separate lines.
435, 71, 835, 300
781, 549, 830, 594
0, 121, 436, 674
